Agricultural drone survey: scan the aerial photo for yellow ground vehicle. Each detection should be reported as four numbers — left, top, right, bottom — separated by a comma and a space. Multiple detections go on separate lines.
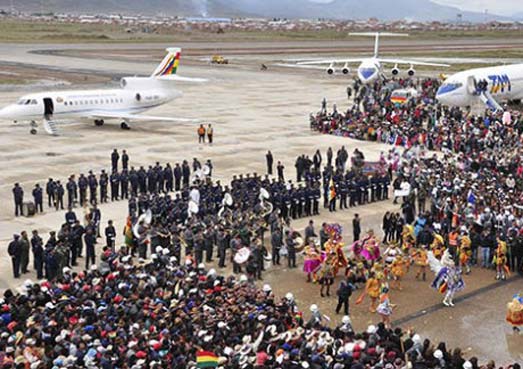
211, 55, 229, 65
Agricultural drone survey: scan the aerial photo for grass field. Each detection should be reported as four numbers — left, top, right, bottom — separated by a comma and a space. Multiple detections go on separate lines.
1, 19, 523, 43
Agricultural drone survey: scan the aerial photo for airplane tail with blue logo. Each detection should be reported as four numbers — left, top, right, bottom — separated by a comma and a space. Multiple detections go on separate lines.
151, 48, 206, 83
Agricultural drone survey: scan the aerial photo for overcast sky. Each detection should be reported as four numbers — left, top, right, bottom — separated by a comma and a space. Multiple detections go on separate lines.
310, 0, 523, 16
431, 0, 523, 16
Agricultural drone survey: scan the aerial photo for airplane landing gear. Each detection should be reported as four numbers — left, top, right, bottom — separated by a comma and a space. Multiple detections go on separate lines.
30, 128, 37, 135
120, 121, 130, 130
94, 119, 104, 126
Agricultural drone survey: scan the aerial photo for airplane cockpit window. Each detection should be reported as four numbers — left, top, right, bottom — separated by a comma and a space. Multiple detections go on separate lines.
136, 93, 141, 101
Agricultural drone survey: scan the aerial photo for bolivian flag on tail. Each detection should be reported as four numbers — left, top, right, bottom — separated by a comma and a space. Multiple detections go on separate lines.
329, 177, 336, 202
196, 351, 219, 368
151, 47, 181, 77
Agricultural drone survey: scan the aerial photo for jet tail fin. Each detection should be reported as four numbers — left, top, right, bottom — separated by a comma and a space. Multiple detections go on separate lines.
348, 32, 408, 58
151, 48, 181, 77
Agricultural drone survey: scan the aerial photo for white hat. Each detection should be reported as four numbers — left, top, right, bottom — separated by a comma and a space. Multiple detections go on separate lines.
198, 263, 205, 269
90, 264, 97, 271
207, 268, 216, 277
285, 292, 294, 301
162, 248, 170, 255
217, 322, 226, 329
366, 325, 377, 334
412, 334, 421, 344
310, 304, 318, 312
155, 246, 163, 253
301, 362, 310, 369
62, 267, 71, 274
342, 315, 351, 324
263, 284, 272, 292
239, 275, 248, 282
433, 350, 443, 359
463, 361, 472, 369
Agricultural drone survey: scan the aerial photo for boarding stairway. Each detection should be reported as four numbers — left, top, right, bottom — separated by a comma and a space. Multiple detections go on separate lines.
478, 90, 503, 112
43, 118, 59, 136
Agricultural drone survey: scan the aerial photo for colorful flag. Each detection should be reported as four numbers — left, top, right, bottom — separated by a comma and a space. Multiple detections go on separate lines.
196, 351, 219, 368
328, 178, 336, 202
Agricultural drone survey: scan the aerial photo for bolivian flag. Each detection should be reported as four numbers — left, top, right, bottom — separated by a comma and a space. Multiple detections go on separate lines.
197, 351, 219, 368
390, 96, 407, 105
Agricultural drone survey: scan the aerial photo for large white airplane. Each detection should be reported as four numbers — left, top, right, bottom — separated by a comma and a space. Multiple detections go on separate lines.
279, 32, 449, 84
436, 63, 523, 111
0, 47, 204, 135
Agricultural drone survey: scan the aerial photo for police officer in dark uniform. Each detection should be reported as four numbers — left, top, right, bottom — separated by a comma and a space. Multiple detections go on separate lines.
84, 226, 96, 269
313, 183, 320, 215
88, 171, 98, 205
174, 163, 182, 191
286, 230, 297, 268
120, 169, 129, 199
54, 180, 64, 210
66, 175, 77, 208
164, 163, 174, 193
65, 206, 77, 226
31, 230, 44, 279
99, 170, 108, 203
304, 186, 312, 217
339, 179, 348, 210
121, 149, 129, 170
71, 220, 85, 261
138, 166, 147, 194
32, 183, 43, 213
105, 220, 116, 250
46, 178, 56, 208
217, 227, 227, 268
271, 228, 282, 266
129, 167, 139, 197
349, 179, 357, 207
78, 173, 88, 205
110, 170, 120, 201
111, 149, 119, 172
182, 160, 191, 188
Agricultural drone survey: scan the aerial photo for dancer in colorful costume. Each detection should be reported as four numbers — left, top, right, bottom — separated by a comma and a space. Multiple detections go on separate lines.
323, 223, 348, 276
376, 285, 394, 329
428, 249, 465, 307
458, 228, 472, 274
413, 248, 428, 281
303, 242, 324, 283
494, 239, 509, 281
506, 293, 523, 332
359, 229, 381, 262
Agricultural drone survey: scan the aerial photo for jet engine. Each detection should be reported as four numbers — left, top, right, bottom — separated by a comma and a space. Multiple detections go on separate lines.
391, 66, 400, 76
342, 63, 350, 75
407, 67, 416, 77
327, 63, 335, 75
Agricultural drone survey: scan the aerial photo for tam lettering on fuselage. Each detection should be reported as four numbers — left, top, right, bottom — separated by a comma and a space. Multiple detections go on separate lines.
487, 74, 511, 94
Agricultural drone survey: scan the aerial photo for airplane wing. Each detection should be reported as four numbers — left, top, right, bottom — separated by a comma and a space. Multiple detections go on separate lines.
296, 58, 366, 66
274, 63, 333, 71
378, 58, 450, 67
88, 111, 199, 123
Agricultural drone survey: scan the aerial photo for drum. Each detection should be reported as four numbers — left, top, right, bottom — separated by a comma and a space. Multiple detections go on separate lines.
234, 247, 251, 265
23, 202, 36, 217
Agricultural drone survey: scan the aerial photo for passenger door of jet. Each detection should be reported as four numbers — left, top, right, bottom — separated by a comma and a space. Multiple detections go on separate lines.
43, 98, 54, 118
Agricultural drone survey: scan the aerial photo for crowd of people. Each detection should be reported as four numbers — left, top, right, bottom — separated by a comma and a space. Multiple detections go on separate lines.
2, 247, 520, 369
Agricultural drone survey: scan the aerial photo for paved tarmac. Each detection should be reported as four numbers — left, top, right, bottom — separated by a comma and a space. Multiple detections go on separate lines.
0, 40, 521, 363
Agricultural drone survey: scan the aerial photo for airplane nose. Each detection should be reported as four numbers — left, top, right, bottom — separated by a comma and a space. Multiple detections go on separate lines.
0, 106, 12, 119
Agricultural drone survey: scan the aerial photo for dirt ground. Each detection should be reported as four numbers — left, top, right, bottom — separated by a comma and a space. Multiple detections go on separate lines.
0, 40, 521, 363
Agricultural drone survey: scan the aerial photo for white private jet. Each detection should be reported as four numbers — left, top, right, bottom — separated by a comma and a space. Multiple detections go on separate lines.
436, 63, 523, 111
0, 47, 204, 135
278, 32, 449, 84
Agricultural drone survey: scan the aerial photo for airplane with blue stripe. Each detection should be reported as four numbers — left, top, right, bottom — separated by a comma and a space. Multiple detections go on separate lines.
436, 63, 523, 111
278, 32, 449, 84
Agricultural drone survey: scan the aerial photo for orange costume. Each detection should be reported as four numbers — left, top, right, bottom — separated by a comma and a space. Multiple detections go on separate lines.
506, 294, 523, 331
